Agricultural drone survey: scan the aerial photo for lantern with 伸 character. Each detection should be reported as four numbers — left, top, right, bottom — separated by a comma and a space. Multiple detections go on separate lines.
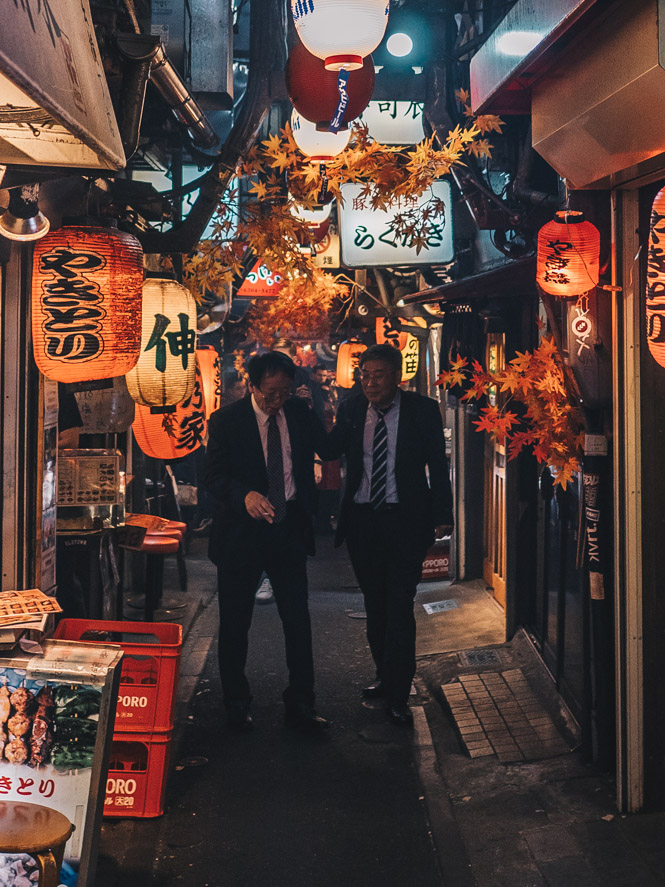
647, 186, 665, 367
286, 40, 375, 130
336, 340, 366, 388
197, 347, 221, 419
291, 0, 389, 71
132, 361, 207, 460
536, 210, 600, 298
31, 222, 143, 382
125, 276, 197, 408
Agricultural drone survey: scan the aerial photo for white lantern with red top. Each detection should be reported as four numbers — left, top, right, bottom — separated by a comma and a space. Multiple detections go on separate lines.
291, 0, 389, 71
291, 110, 351, 161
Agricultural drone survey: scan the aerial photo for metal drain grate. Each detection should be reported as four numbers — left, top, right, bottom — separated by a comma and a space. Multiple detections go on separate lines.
458, 648, 503, 667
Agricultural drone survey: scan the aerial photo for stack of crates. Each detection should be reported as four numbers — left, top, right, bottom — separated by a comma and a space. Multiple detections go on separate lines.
54, 618, 182, 818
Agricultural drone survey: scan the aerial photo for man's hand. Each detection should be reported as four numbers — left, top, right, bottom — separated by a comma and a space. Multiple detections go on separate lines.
434, 525, 453, 539
295, 385, 313, 407
245, 491, 275, 523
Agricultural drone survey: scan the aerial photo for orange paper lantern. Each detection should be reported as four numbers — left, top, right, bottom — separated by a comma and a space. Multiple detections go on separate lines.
125, 277, 197, 407
647, 186, 665, 367
32, 223, 143, 382
376, 316, 409, 351
132, 362, 207, 460
536, 211, 600, 298
197, 348, 221, 419
336, 341, 366, 388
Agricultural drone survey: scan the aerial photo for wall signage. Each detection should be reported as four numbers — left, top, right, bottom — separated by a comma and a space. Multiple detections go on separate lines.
339, 182, 453, 267
359, 101, 425, 145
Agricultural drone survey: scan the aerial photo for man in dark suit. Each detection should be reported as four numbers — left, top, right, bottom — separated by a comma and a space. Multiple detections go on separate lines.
205, 352, 330, 732
330, 344, 454, 726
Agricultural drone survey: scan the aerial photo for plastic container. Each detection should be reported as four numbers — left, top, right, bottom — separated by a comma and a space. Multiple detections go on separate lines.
54, 619, 182, 731
104, 731, 171, 817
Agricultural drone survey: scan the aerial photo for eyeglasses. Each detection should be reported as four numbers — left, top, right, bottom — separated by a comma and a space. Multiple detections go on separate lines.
258, 387, 291, 401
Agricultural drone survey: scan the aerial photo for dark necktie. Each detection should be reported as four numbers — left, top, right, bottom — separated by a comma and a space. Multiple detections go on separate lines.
370, 406, 391, 509
267, 414, 287, 524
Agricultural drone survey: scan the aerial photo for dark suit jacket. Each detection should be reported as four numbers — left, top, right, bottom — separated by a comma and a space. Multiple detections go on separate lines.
205, 395, 328, 565
329, 390, 454, 549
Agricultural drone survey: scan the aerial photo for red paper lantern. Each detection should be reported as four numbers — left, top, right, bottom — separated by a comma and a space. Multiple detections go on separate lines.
336, 341, 366, 388
536, 211, 600, 298
197, 348, 221, 419
286, 41, 375, 128
32, 223, 143, 382
647, 186, 665, 367
132, 361, 207, 460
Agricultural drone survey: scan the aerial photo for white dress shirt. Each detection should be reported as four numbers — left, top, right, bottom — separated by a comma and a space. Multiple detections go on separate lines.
354, 390, 401, 504
251, 396, 296, 502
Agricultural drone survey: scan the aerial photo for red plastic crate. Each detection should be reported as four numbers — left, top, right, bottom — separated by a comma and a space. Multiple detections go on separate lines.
54, 619, 182, 731
103, 730, 171, 817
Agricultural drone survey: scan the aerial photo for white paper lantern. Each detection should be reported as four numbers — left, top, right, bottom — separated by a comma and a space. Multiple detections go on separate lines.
291, 0, 389, 71
291, 110, 351, 161
126, 277, 197, 408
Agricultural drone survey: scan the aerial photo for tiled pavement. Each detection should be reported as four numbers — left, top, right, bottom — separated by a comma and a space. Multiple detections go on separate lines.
441, 668, 570, 762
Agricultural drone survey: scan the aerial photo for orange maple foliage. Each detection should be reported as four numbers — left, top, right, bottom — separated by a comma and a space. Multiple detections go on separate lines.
436, 336, 584, 488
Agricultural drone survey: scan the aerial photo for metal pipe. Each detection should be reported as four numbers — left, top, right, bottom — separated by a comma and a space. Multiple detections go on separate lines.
150, 44, 219, 149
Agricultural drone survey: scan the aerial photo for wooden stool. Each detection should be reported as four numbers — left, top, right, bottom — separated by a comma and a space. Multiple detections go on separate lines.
0, 801, 72, 887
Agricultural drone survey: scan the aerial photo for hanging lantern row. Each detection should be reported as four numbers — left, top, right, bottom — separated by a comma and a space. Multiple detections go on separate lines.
536, 210, 600, 299
31, 223, 143, 383
291, 0, 389, 71
125, 276, 198, 408
133, 360, 207, 460
647, 186, 665, 368
336, 340, 366, 388
286, 40, 375, 131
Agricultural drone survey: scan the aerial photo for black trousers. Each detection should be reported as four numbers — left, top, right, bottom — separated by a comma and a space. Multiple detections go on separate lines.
216, 508, 315, 710
345, 504, 429, 708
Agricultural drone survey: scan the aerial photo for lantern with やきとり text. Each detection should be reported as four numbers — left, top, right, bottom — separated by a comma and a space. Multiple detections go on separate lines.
197, 348, 221, 419
291, 0, 389, 71
132, 361, 207, 460
536, 211, 600, 298
286, 40, 375, 129
336, 341, 366, 388
31, 223, 143, 382
125, 277, 197, 408
647, 187, 665, 368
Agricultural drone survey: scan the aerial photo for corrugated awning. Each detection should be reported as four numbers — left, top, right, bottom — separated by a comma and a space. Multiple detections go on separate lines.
0, 0, 125, 170
404, 257, 536, 305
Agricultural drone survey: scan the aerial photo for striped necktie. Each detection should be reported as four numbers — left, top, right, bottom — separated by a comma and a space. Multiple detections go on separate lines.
267, 414, 287, 524
370, 405, 391, 509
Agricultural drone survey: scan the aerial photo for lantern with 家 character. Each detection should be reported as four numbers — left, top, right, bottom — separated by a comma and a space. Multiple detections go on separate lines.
31, 222, 143, 382
647, 186, 665, 368
536, 211, 600, 298
132, 361, 207, 460
197, 347, 221, 419
291, 0, 389, 71
126, 276, 197, 408
336, 341, 366, 388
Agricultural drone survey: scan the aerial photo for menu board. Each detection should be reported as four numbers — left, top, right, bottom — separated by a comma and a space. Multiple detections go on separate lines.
57, 454, 121, 507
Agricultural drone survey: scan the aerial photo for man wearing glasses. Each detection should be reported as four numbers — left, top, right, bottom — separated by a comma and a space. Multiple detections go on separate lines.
206, 351, 330, 733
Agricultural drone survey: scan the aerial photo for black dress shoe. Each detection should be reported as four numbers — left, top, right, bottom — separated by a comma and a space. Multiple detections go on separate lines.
386, 705, 414, 727
285, 703, 330, 732
362, 680, 385, 699
227, 704, 253, 732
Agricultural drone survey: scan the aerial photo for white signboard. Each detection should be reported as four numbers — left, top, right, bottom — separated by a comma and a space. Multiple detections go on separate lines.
0, 0, 124, 169
339, 182, 453, 267
359, 101, 425, 145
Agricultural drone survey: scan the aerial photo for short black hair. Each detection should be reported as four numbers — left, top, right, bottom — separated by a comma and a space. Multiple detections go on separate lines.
247, 351, 296, 387
359, 343, 402, 374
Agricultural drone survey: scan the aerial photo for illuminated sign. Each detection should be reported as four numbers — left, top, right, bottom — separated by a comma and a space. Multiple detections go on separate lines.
339, 182, 453, 267
359, 101, 425, 145
236, 262, 284, 299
